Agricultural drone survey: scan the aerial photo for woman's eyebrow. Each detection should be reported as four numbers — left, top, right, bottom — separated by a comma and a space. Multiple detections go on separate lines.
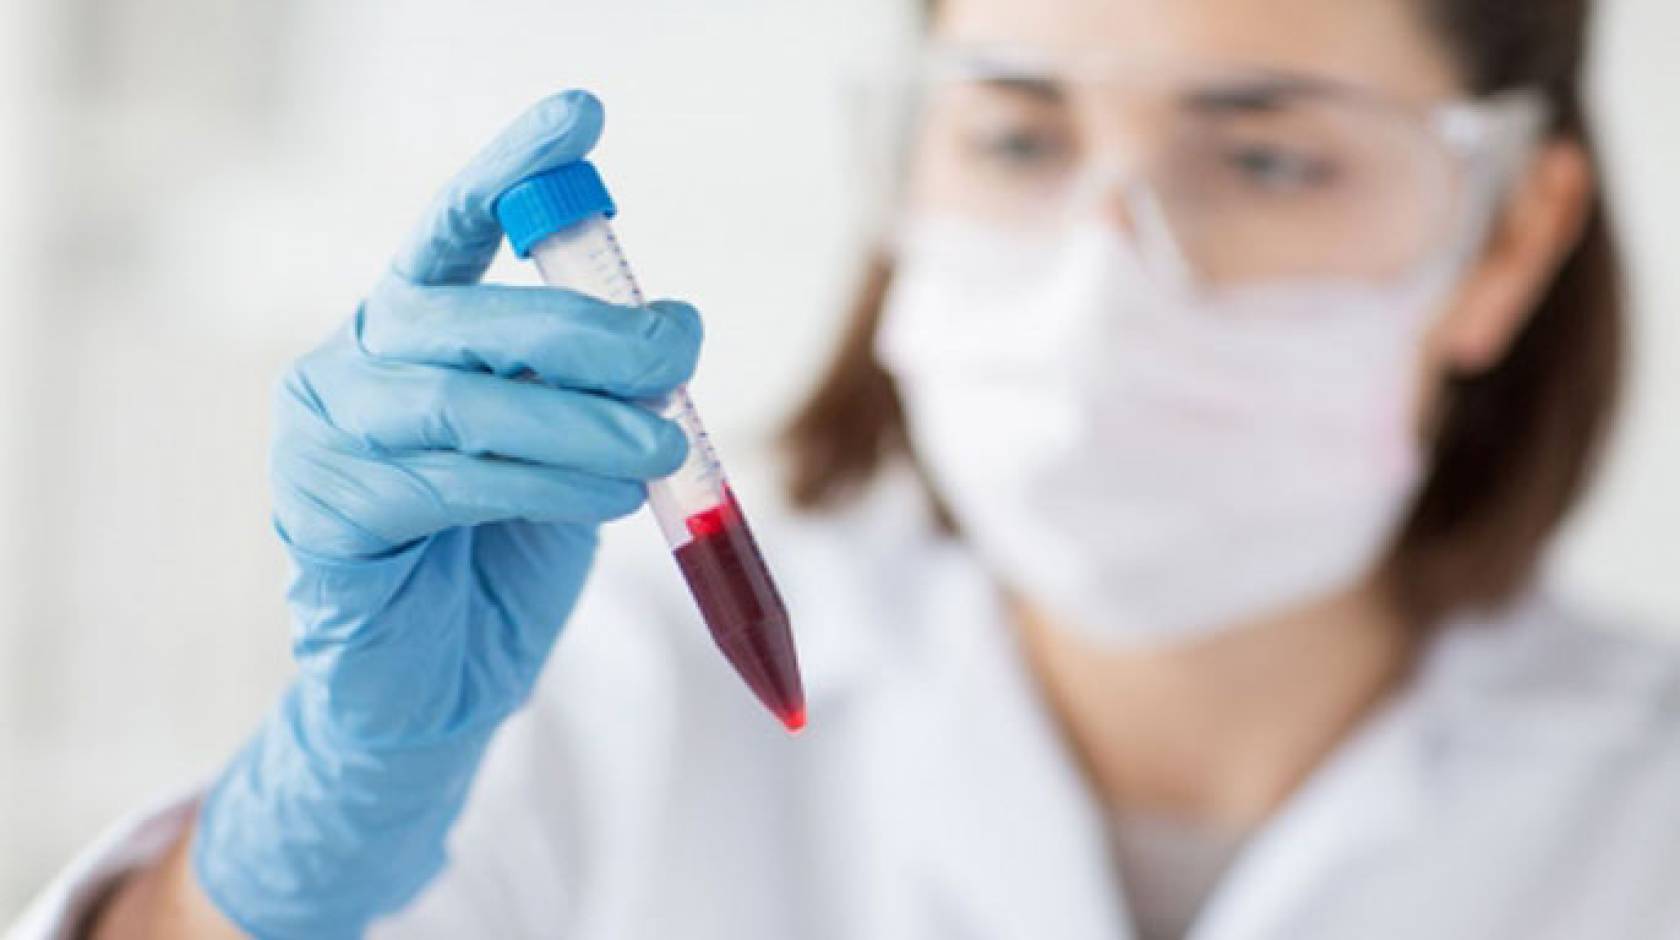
1179, 76, 1334, 114
969, 74, 1067, 105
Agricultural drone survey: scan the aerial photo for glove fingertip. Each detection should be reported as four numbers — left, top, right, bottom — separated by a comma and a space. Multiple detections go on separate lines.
511, 89, 605, 178
644, 300, 705, 389
606, 480, 651, 520
649, 299, 704, 343
649, 418, 691, 478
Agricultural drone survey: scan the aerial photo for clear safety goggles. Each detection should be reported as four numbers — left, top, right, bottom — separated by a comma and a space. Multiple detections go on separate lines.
882, 44, 1549, 290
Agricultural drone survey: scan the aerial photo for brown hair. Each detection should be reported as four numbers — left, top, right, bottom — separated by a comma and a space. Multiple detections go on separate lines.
781, 0, 1623, 627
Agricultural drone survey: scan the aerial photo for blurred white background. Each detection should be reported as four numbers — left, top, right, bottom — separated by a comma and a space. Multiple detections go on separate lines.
0, 0, 1674, 919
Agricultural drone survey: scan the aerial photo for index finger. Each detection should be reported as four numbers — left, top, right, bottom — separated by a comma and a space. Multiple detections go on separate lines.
392, 90, 605, 287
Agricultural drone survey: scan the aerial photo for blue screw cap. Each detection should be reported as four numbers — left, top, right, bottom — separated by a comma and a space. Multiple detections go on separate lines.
495, 160, 617, 258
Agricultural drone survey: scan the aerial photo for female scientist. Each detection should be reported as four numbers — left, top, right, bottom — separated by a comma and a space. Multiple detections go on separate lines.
18, 0, 1680, 937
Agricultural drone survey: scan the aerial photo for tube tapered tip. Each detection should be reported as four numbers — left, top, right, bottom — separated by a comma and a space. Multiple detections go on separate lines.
780, 706, 807, 734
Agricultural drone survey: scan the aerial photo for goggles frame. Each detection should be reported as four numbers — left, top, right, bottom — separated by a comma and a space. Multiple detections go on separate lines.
853, 42, 1551, 291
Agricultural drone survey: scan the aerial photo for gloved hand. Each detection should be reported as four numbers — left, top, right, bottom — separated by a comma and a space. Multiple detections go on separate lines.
191, 90, 702, 939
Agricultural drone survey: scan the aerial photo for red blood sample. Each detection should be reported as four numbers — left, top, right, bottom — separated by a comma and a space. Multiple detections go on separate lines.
672, 488, 805, 732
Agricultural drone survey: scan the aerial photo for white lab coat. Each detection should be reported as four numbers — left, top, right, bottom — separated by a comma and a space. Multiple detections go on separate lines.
13, 470, 1680, 939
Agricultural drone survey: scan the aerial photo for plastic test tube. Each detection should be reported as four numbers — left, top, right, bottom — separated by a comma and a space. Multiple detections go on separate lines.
495, 161, 806, 733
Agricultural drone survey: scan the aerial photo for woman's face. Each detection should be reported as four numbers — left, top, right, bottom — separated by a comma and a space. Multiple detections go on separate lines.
920, 0, 1591, 395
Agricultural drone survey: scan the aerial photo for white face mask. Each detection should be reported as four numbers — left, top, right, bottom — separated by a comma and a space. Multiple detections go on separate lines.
876, 217, 1456, 646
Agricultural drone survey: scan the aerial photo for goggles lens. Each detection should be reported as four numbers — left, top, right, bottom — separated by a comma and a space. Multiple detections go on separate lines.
900, 49, 1540, 288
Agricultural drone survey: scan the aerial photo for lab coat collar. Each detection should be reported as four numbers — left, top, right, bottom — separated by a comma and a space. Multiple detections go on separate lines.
897, 598, 1434, 940
1189, 691, 1430, 939
868, 523, 1437, 940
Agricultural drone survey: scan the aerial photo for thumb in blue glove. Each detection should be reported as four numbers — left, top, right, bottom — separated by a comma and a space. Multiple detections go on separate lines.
192, 90, 703, 939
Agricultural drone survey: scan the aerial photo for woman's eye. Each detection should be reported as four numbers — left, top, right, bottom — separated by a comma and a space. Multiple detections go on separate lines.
1222, 145, 1337, 191
966, 126, 1073, 173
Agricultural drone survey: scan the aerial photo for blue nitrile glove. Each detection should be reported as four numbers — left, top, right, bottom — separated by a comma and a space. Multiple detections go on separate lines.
191, 90, 702, 939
